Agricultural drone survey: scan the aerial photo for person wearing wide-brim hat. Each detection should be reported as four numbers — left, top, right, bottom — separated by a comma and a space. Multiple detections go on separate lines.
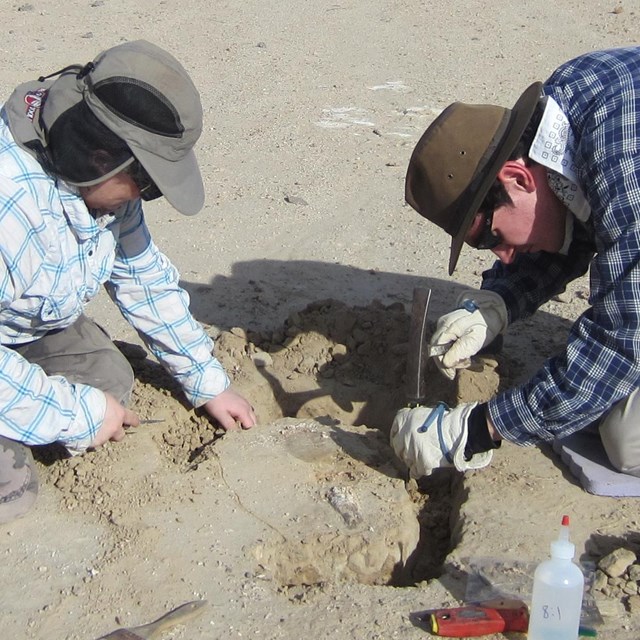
391, 46, 640, 487
0, 40, 256, 524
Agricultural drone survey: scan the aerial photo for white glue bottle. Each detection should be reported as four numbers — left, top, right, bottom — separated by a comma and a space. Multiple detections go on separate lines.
528, 515, 584, 640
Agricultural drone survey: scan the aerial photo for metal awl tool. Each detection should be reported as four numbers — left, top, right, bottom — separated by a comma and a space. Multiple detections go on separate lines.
123, 418, 165, 434
405, 287, 432, 407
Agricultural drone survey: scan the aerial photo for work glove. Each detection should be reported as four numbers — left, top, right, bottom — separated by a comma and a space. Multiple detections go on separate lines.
429, 289, 508, 380
390, 402, 493, 478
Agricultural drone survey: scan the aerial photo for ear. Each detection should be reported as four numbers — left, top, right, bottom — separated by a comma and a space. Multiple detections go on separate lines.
496, 160, 536, 193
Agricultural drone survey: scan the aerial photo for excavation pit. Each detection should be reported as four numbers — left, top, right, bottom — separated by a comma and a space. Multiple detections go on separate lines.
38, 298, 501, 591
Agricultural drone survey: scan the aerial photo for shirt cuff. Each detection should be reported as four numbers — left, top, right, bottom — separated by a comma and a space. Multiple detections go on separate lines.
58, 384, 106, 452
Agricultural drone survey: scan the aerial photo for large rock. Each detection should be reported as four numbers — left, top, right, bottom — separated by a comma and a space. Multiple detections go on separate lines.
215, 418, 420, 586
599, 548, 638, 579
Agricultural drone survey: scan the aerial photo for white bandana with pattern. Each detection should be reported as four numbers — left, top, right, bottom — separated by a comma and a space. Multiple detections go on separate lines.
528, 96, 591, 253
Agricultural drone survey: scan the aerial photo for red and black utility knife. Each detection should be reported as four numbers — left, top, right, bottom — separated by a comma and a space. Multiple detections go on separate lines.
430, 602, 529, 637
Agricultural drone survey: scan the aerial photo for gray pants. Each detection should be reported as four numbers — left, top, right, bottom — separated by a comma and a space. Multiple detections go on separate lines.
599, 387, 640, 477
0, 315, 134, 524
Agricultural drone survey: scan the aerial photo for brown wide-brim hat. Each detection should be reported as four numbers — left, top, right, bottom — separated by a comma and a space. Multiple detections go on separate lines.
405, 81, 542, 274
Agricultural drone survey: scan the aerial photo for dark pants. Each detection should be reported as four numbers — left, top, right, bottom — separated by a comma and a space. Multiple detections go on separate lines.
0, 315, 134, 524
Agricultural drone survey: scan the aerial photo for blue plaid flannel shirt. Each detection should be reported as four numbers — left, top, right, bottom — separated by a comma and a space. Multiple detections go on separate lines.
485, 47, 640, 445
0, 109, 229, 449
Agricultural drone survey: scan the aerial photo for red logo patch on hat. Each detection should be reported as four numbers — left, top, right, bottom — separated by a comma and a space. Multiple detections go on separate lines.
23, 88, 47, 122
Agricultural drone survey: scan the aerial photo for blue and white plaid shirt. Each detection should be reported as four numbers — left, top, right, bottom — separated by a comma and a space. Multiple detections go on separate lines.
485, 47, 640, 445
0, 109, 229, 449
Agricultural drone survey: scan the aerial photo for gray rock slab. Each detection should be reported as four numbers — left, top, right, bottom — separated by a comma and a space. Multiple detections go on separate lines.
215, 418, 420, 586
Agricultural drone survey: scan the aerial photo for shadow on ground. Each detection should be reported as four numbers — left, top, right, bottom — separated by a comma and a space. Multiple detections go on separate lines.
179, 258, 577, 427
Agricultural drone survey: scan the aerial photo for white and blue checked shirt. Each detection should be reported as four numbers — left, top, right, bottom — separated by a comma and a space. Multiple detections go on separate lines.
484, 47, 640, 445
0, 109, 229, 449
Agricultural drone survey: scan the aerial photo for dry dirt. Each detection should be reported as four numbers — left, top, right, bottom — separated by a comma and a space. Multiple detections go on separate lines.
2, 1, 640, 639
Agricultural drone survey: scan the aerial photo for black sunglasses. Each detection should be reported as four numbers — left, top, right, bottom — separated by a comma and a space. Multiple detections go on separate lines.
468, 210, 503, 250
128, 161, 162, 202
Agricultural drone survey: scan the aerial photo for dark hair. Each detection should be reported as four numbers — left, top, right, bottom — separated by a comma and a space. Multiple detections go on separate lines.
46, 100, 132, 184
477, 100, 545, 215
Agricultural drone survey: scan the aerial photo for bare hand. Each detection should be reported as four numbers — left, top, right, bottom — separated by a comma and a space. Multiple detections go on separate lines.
202, 388, 257, 431
91, 392, 140, 447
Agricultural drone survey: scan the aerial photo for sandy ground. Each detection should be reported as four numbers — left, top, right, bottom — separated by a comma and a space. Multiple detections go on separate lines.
2, 1, 640, 639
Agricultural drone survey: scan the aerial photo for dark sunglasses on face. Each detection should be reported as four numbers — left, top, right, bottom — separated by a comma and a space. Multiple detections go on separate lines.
128, 161, 162, 201
468, 210, 503, 250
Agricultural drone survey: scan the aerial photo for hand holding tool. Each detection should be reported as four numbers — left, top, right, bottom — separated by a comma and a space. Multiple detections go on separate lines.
429, 289, 508, 380
393, 288, 492, 476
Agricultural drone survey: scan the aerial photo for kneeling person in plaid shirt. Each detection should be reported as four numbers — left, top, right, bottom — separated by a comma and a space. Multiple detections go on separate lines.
0, 41, 257, 523
392, 47, 640, 481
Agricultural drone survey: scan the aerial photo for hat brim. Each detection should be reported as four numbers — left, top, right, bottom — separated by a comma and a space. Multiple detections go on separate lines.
448, 81, 542, 274
129, 144, 204, 216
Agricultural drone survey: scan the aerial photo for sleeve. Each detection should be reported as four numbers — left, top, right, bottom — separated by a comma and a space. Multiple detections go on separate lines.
0, 345, 106, 449
105, 201, 230, 407
0, 178, 105, 449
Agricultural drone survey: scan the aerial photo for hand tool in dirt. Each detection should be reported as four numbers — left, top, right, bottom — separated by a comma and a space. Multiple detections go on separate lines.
96, 599, 207, 639
405, 287, 432, 407
427, 603, 597, 638
123, 418, 165, 434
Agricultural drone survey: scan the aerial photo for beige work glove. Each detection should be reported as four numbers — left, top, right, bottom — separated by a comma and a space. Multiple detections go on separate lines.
429, 289, 508, 380
390, 401, 493, 477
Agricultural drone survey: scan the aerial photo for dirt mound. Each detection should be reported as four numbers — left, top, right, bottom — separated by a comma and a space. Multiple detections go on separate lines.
218, 297, 457, 430
31, 298, 501, 591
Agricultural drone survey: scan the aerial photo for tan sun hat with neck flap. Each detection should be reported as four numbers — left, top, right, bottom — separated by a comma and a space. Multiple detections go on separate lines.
405, 81, 543, 274
5, 39, 205, 215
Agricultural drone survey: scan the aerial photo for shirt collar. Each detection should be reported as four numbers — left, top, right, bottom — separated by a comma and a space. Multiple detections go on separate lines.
57, 179, 123, 236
